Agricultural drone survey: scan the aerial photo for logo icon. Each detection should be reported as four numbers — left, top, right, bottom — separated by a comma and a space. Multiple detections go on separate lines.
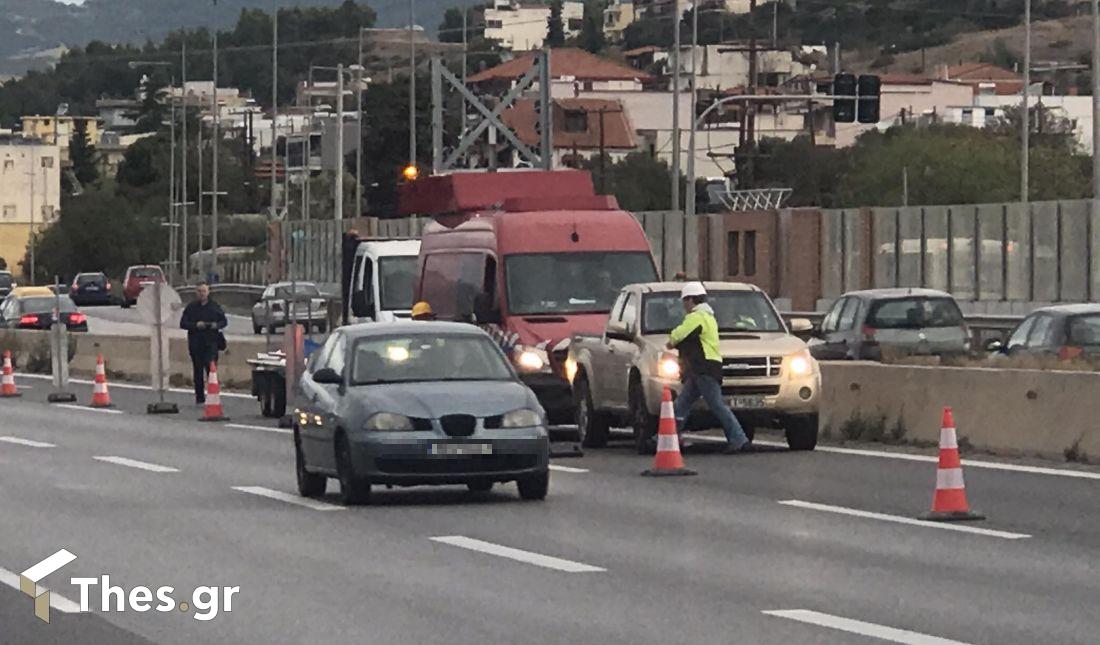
20, 549, 77, 623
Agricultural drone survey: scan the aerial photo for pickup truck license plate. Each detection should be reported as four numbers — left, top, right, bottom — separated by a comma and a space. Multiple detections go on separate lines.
430, 443, 492, 456
729, 396, 766, 410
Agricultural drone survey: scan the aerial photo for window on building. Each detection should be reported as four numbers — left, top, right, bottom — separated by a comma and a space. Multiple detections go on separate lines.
727, 231, 740, 276
744, 230, 757, 276
41, 157, 54, 169
487, 19, 502, 28
564, 110, 588, 133
2, 205, 15, 219
3, 159, 12, 171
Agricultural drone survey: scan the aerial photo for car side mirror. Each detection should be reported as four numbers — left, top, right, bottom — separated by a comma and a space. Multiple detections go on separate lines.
789, 318, 813, 333
312, 367, 343, 384
351, 290, 371, 318
984, 338, 1004, 353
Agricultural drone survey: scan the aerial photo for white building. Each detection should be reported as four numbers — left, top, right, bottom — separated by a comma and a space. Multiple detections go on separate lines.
484, 0, 584, 51
944, 94, 1094, 153
0, 139, 61, 272
666, 44, 815, 92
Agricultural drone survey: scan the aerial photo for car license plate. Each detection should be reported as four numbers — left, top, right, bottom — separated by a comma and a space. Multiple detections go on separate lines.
729, 396, 767, 410
86, 286, 100, 291
430, 443, 492, 456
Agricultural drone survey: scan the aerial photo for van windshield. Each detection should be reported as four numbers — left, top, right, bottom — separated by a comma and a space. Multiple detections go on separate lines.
379, 256, 417, 311
505, 252, 658, 315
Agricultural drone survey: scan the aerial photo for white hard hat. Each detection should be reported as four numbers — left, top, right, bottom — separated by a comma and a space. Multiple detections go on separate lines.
680, 281, 707, 299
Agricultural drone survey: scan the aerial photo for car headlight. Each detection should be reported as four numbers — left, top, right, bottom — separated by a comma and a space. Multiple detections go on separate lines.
564, 357, 578, 383
514, 346, 550, 373
501, 408, 542, 428
657, 352, 681, 380
787, 349, 815, 377
365, 412, 414, 431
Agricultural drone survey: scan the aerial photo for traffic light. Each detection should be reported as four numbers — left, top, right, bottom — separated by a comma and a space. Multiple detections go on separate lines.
402, 164, 419, 182
857, 74, 881, 124
832, 73, 857, 123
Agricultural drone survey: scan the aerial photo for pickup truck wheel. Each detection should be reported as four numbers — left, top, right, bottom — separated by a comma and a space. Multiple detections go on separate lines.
574, 376, 609, 448
630, 380, 658, 455
784, 414, 819, 451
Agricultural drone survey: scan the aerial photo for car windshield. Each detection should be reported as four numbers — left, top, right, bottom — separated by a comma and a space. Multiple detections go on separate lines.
866, 297, 964, 329
351, 334, 513, 385
21, 296, 78, 313
272, 284, 320, 299
505, 252, 658, 315
77, 274, 104, 286
378, 256, 417, 311
132, 268, 162, 279
1067, 314, 1100, 346
643, 291, 785, 334
0, 273, 12, 288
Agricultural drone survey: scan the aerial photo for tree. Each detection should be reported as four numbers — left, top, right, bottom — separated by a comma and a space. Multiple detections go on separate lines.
68, 118, 98, 189
578, 0, 606, 53
585, 152, 684, 211
130, 76, 168, 134
547, 0, 566, 47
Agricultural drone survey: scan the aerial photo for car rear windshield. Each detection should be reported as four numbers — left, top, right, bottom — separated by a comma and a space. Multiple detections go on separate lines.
77, 274, 104, 285
21, 296, 78, 313
0, 273, 12, 287
866, 297, 964, 329
273, 284, 321, 299
351, 334, 513, 385
505, 252, 658, 315
131, 268, 162, 279
379, 256, 417, 311
1066, 314, 1100, 346
643, 291, 785, 334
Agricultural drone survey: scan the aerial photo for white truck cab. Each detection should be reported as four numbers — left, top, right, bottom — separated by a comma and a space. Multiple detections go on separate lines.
347, 239, 421, 323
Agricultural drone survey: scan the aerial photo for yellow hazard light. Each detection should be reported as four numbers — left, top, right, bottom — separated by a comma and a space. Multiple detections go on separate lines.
402, 164, 419, 181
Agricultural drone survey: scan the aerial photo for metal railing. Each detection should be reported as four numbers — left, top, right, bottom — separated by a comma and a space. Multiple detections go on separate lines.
781, 311, 1022, 345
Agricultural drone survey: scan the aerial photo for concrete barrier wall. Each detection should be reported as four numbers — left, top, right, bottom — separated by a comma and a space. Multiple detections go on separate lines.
820, 362, 1100, 461
2, 330, 267, 390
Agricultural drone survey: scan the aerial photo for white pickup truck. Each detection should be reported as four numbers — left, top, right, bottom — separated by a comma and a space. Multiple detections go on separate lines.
566, 281, 821, 453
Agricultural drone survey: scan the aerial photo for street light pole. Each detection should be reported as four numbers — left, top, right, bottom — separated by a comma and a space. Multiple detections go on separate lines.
686, 1, 698, 218
169, 89, 177, 281
409, 0, 417, 168
1092, 0, 1100, 200
671, 0, 681, 211
271, 2, 279, 219
181, 41, 189, 280
212, 0, 221, 280
1021, 0, 1031, 204
335, 63, 345, 221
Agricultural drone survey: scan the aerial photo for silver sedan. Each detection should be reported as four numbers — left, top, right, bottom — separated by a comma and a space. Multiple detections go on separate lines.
251, 282, 329, 334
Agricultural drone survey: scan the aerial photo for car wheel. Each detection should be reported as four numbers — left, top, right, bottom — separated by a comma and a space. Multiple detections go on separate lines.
295, 433, 326, 498
467, 480, 493, 493
630, 379, 658, 455
516, 470, 549, 501
315, 322, 328, 334
336, 435, 371, 505
573, 375, 609, 448
120, 300, 130, 309
784, 414, 819, 451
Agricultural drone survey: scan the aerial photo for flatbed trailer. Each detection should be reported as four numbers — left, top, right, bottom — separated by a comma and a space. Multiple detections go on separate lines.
248, 352, 287, 418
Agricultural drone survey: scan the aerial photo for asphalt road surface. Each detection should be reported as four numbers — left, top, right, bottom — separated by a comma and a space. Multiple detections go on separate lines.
2, 374, 1099, 644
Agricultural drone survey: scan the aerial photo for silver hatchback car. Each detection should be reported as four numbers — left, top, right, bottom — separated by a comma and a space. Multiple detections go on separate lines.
293, 322, 551, 505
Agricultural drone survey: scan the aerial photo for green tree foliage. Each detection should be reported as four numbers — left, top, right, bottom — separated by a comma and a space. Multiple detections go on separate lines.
68, 118, 99, 188
579, 0, 607, 54
585, 152, 684, 211
547, 0, 567, 47
131, 76, 169, 134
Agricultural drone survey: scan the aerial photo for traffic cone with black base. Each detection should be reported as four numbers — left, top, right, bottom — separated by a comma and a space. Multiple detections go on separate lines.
90, 354, 112, 408
920, 407, 984, 522
198, 362, 229, 422
1, 350, 20, 398
641, 387, 697, 477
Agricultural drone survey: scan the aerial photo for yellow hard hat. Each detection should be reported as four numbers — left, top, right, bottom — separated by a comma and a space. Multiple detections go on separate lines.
411, 301, 433, 319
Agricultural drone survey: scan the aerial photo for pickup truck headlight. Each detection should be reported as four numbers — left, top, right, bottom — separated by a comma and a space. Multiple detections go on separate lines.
786, 349, 814, 377
657, 352, 681, 380
365, 412, 414, 431
501, 408, 542, 428
514, 346, 550, 373
564, 357, 578, 383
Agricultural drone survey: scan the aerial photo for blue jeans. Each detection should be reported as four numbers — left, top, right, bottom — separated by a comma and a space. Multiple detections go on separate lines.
674, 374, 750, 448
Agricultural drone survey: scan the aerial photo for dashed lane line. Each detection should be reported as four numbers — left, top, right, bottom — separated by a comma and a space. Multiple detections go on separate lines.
779, 500, 1031, 540
762, 609, 973, 645
430, 536, 605, 573
0, 436, 55, 448
93, 456, 180, 473
232, 486, 345, 511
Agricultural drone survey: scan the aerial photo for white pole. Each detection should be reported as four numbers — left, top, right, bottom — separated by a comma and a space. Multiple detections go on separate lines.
335, 63, 345, 221
1092, 0, 1100, 200
212, 1, 221, 280
686, 2, 698, 218
272, 3, 279, 217
409, 0, 417, 166
29, 150, 35, 284
671, 0, 681, 211
181, 41, 189, 280
1021, 0, 1031, 204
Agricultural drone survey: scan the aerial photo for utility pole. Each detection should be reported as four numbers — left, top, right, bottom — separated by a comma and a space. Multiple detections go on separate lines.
29, 151, 35, 283
747, 0, 758, 147
902, 166, 909, 206
409, 0, 417, 168
335, 63, 345, 221
181, 41, 189, 280
772, 0, 778, 47
355, 63, 363, 218
671, 0, 681, 210
197, 109, 204, 272
598, 107, 607, 193
1021, 0, 1031, 204
1092, 0, 1100, 200
169, 92, 177, 282
271, 2, 279, 219
212, 0, 221, 280
686, 0, 698, 217
461, 8, 468, 164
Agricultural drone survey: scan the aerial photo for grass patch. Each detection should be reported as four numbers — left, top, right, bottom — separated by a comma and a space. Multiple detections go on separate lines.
1064, 438, 1090, 464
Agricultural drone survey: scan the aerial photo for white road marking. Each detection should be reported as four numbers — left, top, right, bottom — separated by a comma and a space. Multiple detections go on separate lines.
696, 434, 1100, 482
232, 486, 344, 511
779, 500, 1031, 540
430, 535, 605, 573
0, 566, 81, 614
54, 403, 122, 414
93, 456, 179, 473
19, 373, 252, 399
227, 423, 293, 435
763, 609, 973, 645
549, 464, 588, 473
0, 436, 55, 448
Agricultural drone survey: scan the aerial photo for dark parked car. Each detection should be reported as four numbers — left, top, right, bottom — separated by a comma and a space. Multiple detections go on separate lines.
809, 288, 969, 361
988, 304, 1100, 361
294, 321, 550, 505
121, 265, 165, 308
0, 293, 88, 332
70, 272, 113, 306
0, 271, 14, 299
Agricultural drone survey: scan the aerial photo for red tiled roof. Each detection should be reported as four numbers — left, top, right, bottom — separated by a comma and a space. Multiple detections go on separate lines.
947, 62, 1019, 81
501, 98, 637, 150
467, 48, 654, 84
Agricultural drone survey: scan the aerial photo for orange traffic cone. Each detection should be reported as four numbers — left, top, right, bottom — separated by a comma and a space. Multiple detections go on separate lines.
1, 350, 20, 398
90, 354, 112, 408
198, 362, 229, 422
641, 386, 696, 477
920, 407, 984, 522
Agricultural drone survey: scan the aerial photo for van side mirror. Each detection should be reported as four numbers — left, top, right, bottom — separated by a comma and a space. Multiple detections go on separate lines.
351, 290, 371, 318
312, 367, 343, 384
